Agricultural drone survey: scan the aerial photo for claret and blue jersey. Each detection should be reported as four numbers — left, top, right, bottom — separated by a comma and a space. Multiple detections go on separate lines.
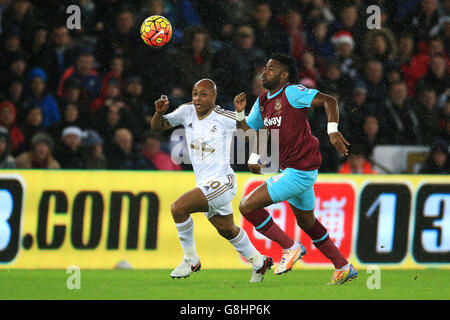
246, 83, 322, 172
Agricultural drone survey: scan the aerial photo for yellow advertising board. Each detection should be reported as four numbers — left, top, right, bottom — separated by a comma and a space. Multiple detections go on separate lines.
0, 170, 448, 269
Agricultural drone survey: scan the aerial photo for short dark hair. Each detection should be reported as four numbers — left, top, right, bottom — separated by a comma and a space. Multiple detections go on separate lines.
270, 52, 298, 84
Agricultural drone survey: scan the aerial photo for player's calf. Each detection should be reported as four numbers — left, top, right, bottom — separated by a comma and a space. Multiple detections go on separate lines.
214, 223, 240, 240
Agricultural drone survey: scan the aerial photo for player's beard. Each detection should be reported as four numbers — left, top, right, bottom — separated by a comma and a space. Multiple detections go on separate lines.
262, 75, 281, 91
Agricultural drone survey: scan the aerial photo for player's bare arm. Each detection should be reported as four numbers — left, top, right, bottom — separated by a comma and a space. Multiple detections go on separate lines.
234, 92, 266, 174
151, 95, 173, 131
311, 92, 350, 156
234, 92, 251, 132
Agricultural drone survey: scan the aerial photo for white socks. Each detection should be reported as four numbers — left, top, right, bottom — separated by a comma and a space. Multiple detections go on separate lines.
175, 216, 198, 260
176, 218, 263, 270
228, 228, 264, 269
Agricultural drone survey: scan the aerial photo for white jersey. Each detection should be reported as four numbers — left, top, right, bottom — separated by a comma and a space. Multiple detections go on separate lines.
164, 103, 236, 185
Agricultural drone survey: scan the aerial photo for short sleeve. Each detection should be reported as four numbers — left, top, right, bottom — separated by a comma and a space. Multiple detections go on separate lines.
246, 97, 264, 130
163, 104, 191, 127
226, 117, 237, 131
285, 84, 319, 109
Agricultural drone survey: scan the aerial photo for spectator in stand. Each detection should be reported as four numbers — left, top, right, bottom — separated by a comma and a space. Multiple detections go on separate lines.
299, 0, 336, 27
359, 114, 387, 158
331, 4, 364, 54
82, 129, 107, 169
419, 139, 450, 174
174, 25, 213, 95
49, 102, 87, 141
28, 25, 48, 68
15, 132, 60, 169
213, 25, 266, 108
54, 126, 86, 169
192, 0, 253, 42
57, 51, 101, 105
416, 55, 449, 98
99, 55, 125, 100
404, 0, 441, 42
0, 52, 27, 91
20, 106, 43, 151
1, 0, 37, 47
250, 2, 289, 56
5, 78, 26, 123
42, 25, 77, 93
382, 81, 421, 145
0, 127, 16, 168
317, 60, 351, 101
140, 131, 181, 170
414, 86, 440, 145
24, 67, 61, 129
95, 100, 133, 151
362, 29, 398, 71
340, 81, 372, 139
398, 32, 430, 97
279, 9, 306, 63
90, 77, 122, 114
107, 128, 148, 170
298, 51, 321, 84
385, 64, 403, 87
95, 8, 138, 72
58, 77, 89, 117
338, 144, 377, 174
306, 20, 334, 67
363, 60, 388, 106
0, 100, 25, 155
429, 36, 450, 69
123, 75, 153, 134
331, 30, 362, 80
0, 27, 24, 75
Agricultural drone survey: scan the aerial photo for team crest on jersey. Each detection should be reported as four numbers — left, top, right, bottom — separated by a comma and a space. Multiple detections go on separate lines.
190, 137, 215, 160
274, 99, 282, 111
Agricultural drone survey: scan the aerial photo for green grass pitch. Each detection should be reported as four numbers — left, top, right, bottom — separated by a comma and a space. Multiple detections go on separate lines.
0, 269, 448, 300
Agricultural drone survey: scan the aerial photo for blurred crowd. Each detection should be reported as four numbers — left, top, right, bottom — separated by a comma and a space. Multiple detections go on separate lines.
0, 0, 448, 173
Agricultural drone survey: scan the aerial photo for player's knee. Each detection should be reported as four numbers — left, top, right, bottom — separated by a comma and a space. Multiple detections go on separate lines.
171, 202, 187, 220
295, 211, 315, 230
239, 198, 251, 216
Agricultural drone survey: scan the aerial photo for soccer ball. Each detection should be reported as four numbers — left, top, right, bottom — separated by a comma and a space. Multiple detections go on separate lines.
140, 15, 172, 47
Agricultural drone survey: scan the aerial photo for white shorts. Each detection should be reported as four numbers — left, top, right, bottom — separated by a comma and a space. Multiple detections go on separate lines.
198, 174, 237, 219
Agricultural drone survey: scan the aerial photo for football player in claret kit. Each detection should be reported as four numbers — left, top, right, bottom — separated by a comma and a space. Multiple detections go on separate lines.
234, 53, 358, 284
151, 79, 273, 282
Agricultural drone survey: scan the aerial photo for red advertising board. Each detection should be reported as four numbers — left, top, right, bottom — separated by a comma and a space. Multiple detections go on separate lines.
241, 180, 355, 265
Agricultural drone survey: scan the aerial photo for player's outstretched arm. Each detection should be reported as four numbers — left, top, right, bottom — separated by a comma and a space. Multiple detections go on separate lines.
311, 92, 350, 156
151, 95, 172, 131
234, 92, 251, 132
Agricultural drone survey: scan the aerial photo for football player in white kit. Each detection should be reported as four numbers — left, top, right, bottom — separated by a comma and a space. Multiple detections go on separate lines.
151, 79, 273, 282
